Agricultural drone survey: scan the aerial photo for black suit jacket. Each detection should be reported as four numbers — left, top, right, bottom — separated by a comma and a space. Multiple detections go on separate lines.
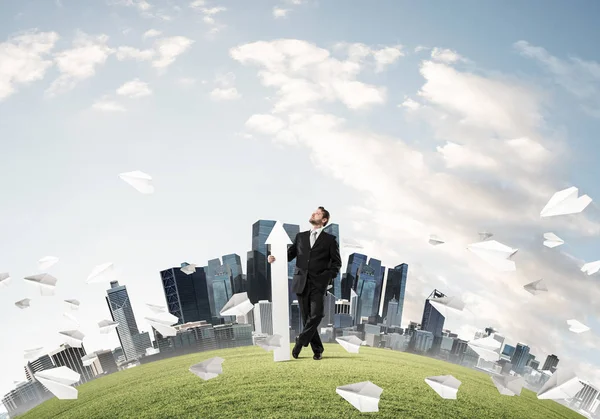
287, 230, 342, 294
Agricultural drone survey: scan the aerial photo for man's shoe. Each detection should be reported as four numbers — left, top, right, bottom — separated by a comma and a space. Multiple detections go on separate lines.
292, 338, 302, 359
313, 353, 323, 360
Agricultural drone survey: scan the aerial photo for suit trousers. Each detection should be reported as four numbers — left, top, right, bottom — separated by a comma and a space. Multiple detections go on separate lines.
296, 276, 325, 354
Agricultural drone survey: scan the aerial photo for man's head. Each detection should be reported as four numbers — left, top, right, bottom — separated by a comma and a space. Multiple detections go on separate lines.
309, 206, 330, 227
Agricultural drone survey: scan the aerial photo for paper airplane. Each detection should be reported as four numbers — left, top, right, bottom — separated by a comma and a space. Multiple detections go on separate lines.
543, 232, 564, 248
523, 279, 548, 295
336, 336, 364, 354
145, 311, 178, 337
567, 319, 590, 333
257, 334, 282, 351
24, 273, 57, 296
220, 292, 254, 317
491, 375, 525, 396
180, 263, 197, 275
541, 187, 592, 217
15, 298, 31, 309
146, 303, 166, 313
467, 240, 518, 271
59, 330, 85, 348
98, 319, 119, 334
86, 262, 115, 284
63, 312, 79, 327
429, 295, 465, 312
424, 375, 462, 399
478, 231, 493, 240
64, 299, 80, 310
0, 272, 11, 288
189, 357, 225, 380
24, 347, 45, 360
428, 235, 444, 246
38, 256, 59, 271
119, 170, 154, 194
35, 367, 80, 400
467, 336, 501, 362
581, 261, 600, 276
342, 238, 363, 249
336, 381, 383, 413
81, 353, 98, 367
537, 369, 584, 400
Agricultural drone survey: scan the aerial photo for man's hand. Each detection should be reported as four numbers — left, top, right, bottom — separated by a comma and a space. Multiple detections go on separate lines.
268, 255, 276, 263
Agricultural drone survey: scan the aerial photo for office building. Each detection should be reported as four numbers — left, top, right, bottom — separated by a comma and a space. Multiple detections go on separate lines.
50, 344, 96, 385
382, 264, 408, 326
511, 343, 530, 374
24, 355, 54, 382
543, 354, 560, 372
529, 360, 540, 370
573, 381, 600, 413
222, 253, 245, 294
1, 381, 48, 418
291, 300, 302, 335
341, 253, 368, 300
413, 330, 434, 353
160, 266, 212, 326
421, 289, 446, 353
95, 349, 119, 375
501, 344, 515, 358
319, 292, 336, 330
385, 298, 399, 327
254, 300, 273, 335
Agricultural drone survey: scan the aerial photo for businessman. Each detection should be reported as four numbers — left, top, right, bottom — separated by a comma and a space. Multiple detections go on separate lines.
268, 206, 342, 360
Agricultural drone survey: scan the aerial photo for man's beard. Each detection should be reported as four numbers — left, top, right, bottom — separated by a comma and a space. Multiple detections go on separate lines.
309, 218, 317, 225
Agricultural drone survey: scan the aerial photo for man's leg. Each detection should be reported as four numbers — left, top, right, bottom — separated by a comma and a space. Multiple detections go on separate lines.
296, 283, 325, 351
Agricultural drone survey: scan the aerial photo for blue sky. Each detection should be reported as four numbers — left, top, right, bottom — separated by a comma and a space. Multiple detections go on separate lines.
2, 0, 600, 407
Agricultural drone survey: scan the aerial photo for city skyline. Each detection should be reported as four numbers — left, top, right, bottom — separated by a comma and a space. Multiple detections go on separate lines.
2, 0, 600, 412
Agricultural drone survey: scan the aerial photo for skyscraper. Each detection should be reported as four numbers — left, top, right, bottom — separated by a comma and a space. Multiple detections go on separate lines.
49, 344, 96, 385
160, 266, 212, 326
24, 355, 54, 382
341, 253, 368, 300
106, 281, 144, 361
382, 264, 408, 327
543, 354, 560, 371
203, 258, 223, 317
222, 253, 245, 294
323, 223, 341, 297
212, 264, 234, 317
253, 300, 273, 335
355, 264, 377, 320
290, 300, 302, 335
511, 343, 530, 373
385, 298, 399, 327
421, 289, 446, 353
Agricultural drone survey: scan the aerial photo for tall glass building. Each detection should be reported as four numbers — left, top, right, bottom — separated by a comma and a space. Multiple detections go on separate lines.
356, 264, 377, 320
160, 266, 212, 326
421, 289, 446, 350
341, 253, 368, 300
222, 253, 244, 294
106, 281, 141, 361
383, 264, 409, 327
511, 343, 531, 373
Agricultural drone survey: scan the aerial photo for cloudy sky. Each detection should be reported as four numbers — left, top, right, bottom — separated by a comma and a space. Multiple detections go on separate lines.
2, 0, 600, 405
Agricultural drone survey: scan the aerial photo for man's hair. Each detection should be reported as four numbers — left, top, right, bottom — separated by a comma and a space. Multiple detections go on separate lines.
318, 206, 330, 226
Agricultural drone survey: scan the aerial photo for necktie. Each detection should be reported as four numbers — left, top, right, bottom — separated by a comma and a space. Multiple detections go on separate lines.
310, 231, 317, 248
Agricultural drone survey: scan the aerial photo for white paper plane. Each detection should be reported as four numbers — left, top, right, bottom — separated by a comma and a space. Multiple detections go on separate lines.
38, 256, 59, 271
257, 334, 282, 351
220, 292, 254, 317
34, 366, 80, 400
429, 295, 465, 312
541, 187, 592, 217
428, 235, 444, 246
24, 347, 45, 360
24, 273, 57, 296
478, 231, 493, 241
81, 353, 98, 367
424, 375, 462, 399
467, 336, 501, 362
581, 261, 600, 276
537, 369, 584, 400
180, 263, 197, 275
146, 303, 166, 313
189, 357, 225, 380
64, 299, 80, 310
336, 336, 364, 354
86, 262, 115, 284
491, 375, 525, 396
15, 298, 31, 309
145, 311, 178, 337
543, 232, 564, 248
523, 279, 548, 295
63, 312, 79, 326
119, 170, 154, 194
467, 240, 518, 271
98, 319, 119, 334
567, 319, 590, 333
59, 330, 85, 348
0, 272, 11, 288
336, 381, 383, 413
342, 238, 364, 249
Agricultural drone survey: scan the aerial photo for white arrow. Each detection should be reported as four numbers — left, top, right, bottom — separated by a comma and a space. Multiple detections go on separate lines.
265, 220, 292, 362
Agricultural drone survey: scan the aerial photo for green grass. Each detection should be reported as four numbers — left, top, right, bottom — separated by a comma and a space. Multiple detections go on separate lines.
21, 344, 582, 419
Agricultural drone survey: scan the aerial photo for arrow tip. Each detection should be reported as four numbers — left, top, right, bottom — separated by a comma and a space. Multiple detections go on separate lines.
265, 221, 293, 245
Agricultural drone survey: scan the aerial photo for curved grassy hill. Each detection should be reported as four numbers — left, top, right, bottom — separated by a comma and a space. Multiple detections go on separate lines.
21, 344, 582, 419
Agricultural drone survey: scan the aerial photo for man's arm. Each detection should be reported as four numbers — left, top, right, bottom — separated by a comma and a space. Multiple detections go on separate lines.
287, 233, 298, 262
327, 237, 342, 279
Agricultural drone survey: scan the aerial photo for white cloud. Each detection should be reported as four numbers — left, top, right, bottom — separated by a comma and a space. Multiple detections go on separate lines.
152, 36, 194, 69
373, 46, 405, 72
189, 0, 205, 9
431, 47, 464, 64
273, 7, 289, 18
116, 78, 152, 98
91, 99, 126, 112
210, 72, 241, 101
46, 32, 114, 97
116, 46, 155, 61
335, 42, 404, 73
400, 97, 421, 110
232, 38, 600, 386
142, 29, 162, 39
414, 45, 429, 53
0, 30, 59, 101
191, 5, 227, 34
